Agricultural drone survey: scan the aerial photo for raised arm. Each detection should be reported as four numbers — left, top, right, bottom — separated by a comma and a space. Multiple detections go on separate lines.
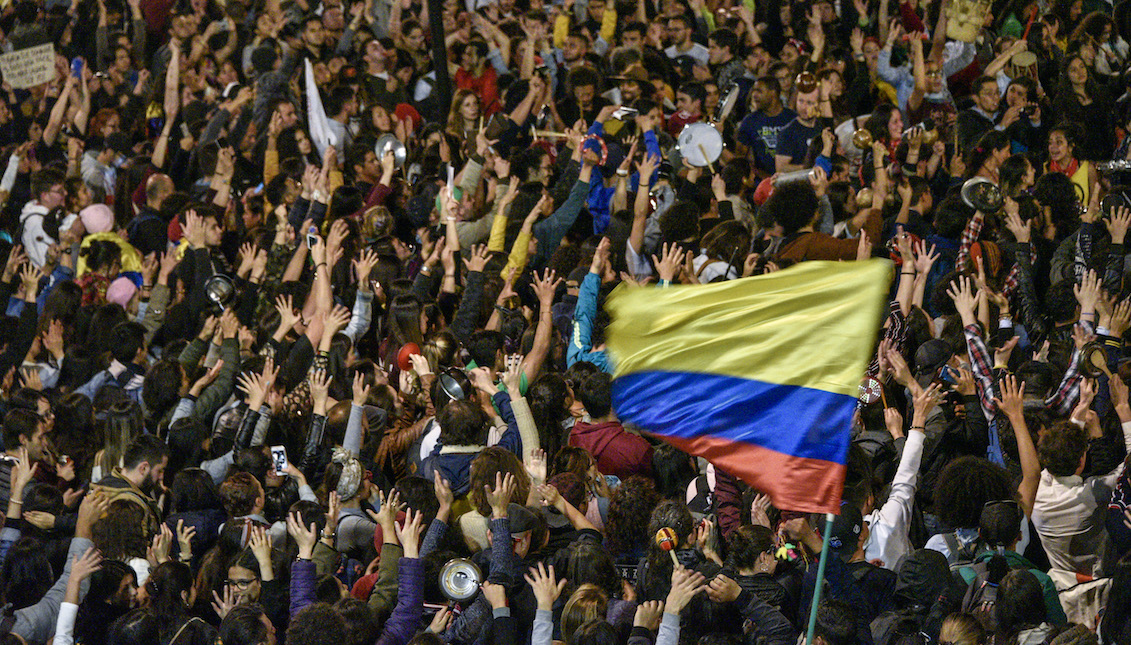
994, 374, 1040, 516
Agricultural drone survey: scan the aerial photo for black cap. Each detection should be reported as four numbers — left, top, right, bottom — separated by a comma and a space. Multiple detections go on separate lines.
826, 503, 863, 560
914, 339, 951, 388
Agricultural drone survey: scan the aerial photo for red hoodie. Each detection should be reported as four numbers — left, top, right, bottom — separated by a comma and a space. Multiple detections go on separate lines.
569, 421, 653, 481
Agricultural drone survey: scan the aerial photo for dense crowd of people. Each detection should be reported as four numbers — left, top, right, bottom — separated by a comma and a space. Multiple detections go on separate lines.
6, 0, 1131, 642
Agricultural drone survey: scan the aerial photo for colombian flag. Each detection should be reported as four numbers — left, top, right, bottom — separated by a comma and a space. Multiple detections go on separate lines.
606, 261, 889, 514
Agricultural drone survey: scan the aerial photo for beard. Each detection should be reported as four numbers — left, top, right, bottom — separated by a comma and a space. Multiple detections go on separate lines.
139, 475, 158, 496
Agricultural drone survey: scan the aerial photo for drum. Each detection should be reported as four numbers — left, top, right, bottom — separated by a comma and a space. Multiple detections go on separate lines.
946, 0, 992, 43
712, 82, 741, 125
1008, 51, 1038, 80
677, 123, 723, 167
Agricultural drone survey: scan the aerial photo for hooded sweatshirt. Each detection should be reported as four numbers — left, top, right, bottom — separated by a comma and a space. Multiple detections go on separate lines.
19, 201, 53, 267
569, 420, 653, 480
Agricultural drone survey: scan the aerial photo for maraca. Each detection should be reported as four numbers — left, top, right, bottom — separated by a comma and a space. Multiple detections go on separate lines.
655, 527, 679, 565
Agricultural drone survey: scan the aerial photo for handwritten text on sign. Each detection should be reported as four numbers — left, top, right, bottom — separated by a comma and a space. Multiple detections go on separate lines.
0, 44, 55, 89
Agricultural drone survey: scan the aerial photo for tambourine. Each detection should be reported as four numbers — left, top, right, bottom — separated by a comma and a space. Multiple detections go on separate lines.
859, 376, 884, 405
581, 134, 608, 166
713, 82, 741, 124
1101, 192, 1130, 218
676, 123, 724, 167
1008, 51, 1038, 80
374, 134, 406, 169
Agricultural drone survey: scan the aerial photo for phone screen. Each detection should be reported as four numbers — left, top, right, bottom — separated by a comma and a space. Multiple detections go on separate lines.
271, 446, 288, 473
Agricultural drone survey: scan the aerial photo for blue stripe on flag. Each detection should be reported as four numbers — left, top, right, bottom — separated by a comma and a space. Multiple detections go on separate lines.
612, 371, 855, 464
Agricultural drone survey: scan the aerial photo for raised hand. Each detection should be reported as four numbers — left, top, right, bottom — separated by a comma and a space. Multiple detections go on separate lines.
148, 523, 173, 566
486, 472, 516, 518
176, 519, 196, 560
464, 245, 490, 273
524, 448, 547, 486
211, 584, 236, 619
665, 566, 706, 614
1075, 269, 1102, 317
993, 374, 1025, 419
287, 510, 319, 559
1109, 205, 1131, 245
912, 239, 939, 275
652, 242, 682, 283
523, 562, 567, 611
533, 269, 562, 308
946, 275, 978, 325
309, 368, 332, 414
393, 507, 425, 558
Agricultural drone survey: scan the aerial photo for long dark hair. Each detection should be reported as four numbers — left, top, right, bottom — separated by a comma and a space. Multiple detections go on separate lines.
1056, 54, 1099, 103
528, 374, 572, 460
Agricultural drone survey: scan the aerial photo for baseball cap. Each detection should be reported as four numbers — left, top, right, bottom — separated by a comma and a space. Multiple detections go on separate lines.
826, 503, 863, 560
914, 339, 952, 389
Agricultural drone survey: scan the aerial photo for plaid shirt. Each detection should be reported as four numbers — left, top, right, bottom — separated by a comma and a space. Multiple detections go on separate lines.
956, 209, 984, 270
1044, 321, 1091, 416
963, 323, 997, 420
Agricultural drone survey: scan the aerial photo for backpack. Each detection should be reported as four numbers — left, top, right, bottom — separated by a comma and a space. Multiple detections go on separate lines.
959, 553, 1012, 632
942, 532, 985, 570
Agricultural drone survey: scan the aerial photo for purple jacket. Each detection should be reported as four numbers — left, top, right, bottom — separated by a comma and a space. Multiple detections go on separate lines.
291, 557, 425, 645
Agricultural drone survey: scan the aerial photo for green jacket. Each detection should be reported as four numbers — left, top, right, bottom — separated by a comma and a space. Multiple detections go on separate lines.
957, 550, 1067, 625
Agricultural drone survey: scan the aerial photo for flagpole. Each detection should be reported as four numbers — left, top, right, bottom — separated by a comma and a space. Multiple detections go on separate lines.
805, 512, 836, 644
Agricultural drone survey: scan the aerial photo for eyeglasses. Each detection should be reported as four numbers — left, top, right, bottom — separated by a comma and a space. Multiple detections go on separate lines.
226, 578, 257, 589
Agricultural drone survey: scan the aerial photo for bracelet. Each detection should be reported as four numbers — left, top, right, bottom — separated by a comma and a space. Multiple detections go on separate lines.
900, 270, 914, 275
419, 265, 432, 274
296, 556, 312, 562
910, 425, 925, 430
9, 500, 21, 506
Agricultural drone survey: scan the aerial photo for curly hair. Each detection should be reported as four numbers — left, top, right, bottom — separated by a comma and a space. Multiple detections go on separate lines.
468, 447, 531, 517
1039, 419, 1088, 477
92, 499, 151, 561
286, 603, 348, 645
932, 456, 1014, 529
605, 476, 660, 557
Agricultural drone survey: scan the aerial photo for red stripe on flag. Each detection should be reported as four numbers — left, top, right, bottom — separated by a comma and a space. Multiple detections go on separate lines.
658, 434, 846, 514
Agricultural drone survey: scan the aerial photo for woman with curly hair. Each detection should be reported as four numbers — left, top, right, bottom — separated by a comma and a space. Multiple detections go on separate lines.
634, 500, 707, 602
92, 499, 153, 584
604, 476, 660, 563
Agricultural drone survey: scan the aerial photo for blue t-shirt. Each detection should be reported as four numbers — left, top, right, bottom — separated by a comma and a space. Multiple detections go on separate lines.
775, 118, 821, 166
736, 109, 796, 155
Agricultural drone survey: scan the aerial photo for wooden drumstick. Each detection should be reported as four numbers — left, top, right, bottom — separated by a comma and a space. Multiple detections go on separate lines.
697, 143, 715, 174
